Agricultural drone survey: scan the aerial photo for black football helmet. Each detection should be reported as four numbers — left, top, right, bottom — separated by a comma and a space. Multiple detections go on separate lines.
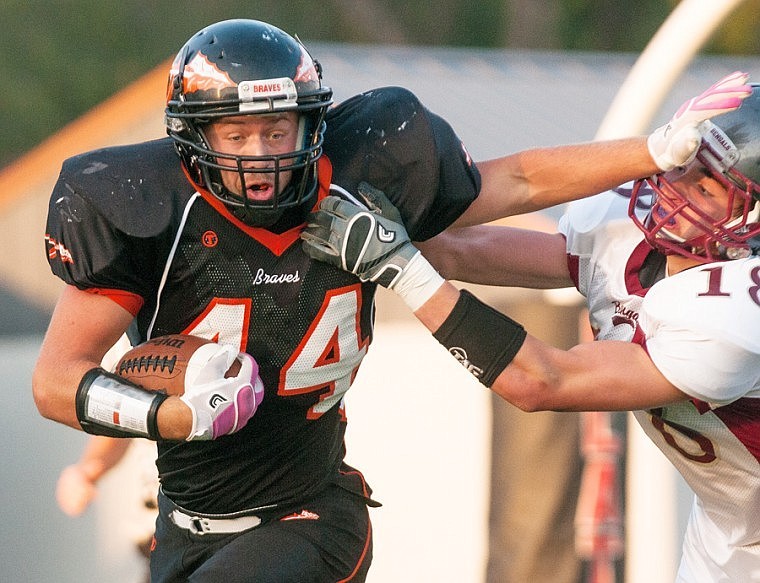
165, 19, 333, 227
629, 84, 760, 262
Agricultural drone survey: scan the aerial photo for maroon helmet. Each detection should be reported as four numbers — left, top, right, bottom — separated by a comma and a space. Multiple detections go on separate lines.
629, 84, 760, 262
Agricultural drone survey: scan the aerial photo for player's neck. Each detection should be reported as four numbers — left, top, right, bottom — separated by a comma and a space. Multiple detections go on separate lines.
666, 255, 701, 276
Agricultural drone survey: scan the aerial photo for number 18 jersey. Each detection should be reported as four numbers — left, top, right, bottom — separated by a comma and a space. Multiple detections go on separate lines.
561, 188, 760, 582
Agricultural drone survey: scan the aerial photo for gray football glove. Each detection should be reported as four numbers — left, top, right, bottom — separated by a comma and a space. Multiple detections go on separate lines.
301, 194, 419, 288
356, 181, 404, 224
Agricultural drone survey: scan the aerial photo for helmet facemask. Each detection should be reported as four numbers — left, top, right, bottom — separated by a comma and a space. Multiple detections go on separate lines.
171, 112, 326, 228
630, 121, 760, 263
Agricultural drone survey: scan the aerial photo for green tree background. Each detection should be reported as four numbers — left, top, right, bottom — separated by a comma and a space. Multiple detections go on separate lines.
1, 0, 757, 167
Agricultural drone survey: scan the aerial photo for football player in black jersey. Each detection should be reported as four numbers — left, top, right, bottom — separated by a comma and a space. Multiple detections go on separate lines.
33, 18, 720, 582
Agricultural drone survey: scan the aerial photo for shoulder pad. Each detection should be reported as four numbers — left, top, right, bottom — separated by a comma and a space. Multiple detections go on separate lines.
57, 138, 193, 237
324, 87, 477, 241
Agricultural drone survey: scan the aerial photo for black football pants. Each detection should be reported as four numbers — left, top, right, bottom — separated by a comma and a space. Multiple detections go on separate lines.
150, 485, 373, 583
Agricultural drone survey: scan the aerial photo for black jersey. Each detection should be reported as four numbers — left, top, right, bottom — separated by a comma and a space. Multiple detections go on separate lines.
45, 87, 480, 514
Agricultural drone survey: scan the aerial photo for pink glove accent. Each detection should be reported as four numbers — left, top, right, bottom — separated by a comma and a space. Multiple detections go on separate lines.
181, 346, 265, 441
672, 71, 751, 118
211, 354, 265, 438
648, 71, 752, 171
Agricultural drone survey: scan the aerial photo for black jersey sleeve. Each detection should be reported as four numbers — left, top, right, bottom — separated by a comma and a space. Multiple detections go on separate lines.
46, 181, 144, 295
44, 139, 187, 298
323, 87, 481, 241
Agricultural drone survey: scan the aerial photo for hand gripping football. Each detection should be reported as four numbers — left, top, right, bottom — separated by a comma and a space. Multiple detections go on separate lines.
115, 334, 241, 395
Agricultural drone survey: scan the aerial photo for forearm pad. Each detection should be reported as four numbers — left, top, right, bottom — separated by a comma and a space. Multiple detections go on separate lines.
76, 368, 168, 440
432, 290, 527, 387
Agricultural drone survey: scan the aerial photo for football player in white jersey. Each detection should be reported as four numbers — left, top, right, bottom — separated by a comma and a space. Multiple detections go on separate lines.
301, 79, 760, 582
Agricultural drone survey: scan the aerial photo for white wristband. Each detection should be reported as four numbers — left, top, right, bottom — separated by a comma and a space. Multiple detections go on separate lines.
392, 251, 445, 312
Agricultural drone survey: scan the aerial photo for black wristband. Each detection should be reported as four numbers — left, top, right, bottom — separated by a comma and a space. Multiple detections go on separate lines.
432, 290, 527, 387
76, 367, 169, 440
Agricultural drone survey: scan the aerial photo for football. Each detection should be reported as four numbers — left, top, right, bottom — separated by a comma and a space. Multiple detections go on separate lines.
115, 334, 239, 395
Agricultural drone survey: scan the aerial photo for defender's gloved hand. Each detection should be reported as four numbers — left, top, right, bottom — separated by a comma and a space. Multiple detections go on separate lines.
648, 71, 751, 171
302, 195, 418, 287
180, 344, 265, 441
302, 192, 444, 311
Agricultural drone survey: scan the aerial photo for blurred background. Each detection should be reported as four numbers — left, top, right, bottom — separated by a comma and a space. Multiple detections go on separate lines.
1, 2, 758, 582
3, 0, 760, 167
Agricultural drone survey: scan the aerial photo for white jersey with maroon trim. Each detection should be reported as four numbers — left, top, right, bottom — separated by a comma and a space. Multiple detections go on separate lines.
560, 188, 760, 582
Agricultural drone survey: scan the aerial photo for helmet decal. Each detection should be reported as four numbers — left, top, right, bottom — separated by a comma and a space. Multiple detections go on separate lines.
294, 48, 320, 85
702, 122, 741, 173
180, 53, 236, 95
238, 78, 298, 112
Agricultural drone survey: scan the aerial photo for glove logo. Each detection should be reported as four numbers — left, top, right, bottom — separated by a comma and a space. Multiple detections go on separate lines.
377, 224, 396, 243
208, 393, 229, 409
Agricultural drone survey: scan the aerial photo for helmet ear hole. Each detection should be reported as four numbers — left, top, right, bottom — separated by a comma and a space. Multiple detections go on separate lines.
164, 19, 333, 227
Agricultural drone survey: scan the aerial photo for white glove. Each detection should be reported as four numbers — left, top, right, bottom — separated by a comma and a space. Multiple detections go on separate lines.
647, 71, 751, 171
180, 343, 265, 441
